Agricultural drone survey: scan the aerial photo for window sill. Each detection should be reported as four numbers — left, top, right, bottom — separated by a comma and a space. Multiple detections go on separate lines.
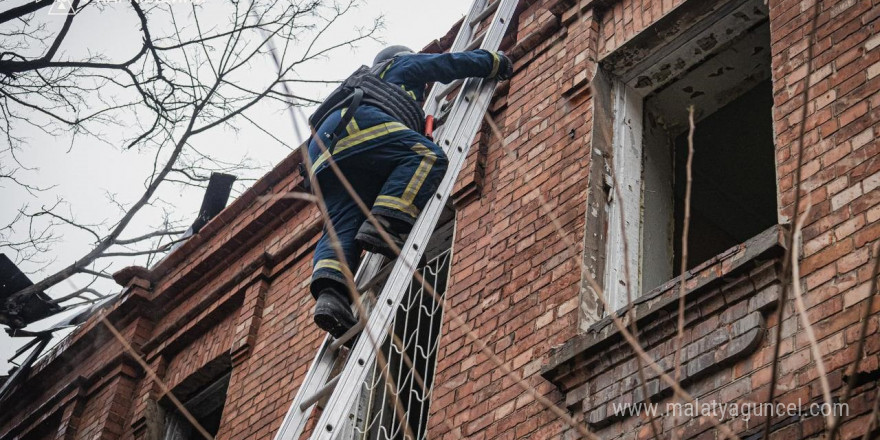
542, 224, 787, 426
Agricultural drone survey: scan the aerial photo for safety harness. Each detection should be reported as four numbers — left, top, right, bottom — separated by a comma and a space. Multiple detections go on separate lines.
309, 59, 426, 152
300, 59, 427, 190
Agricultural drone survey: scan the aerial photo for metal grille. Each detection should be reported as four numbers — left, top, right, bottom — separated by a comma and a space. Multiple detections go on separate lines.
351, 248, 451, 439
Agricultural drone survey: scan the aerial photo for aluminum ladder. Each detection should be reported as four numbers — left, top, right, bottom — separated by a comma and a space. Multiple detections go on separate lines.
273, 0, 519, 438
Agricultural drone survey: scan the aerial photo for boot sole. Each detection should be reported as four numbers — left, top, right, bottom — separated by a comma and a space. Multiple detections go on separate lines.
314, 306, 357, 339
356, 231, 401, 260
357, 231, 432, 267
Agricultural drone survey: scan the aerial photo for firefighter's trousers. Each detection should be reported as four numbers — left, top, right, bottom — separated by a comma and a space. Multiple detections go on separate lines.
310, 133, 448, 297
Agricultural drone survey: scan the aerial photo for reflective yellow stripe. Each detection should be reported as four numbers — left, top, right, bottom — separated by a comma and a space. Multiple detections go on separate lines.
315, 259, 344, 272
340, 109, 360, 136
380, 60, 394, 79
412, 144, 432, 155
490, 52, 500, 78
373, 196, 419, 218
400, 85, 417, 100
346, 117, 360, 135
374, 144, 436, 219
375, 195, 420, 218
311, 122, 409, 174
401, 144, 437, 203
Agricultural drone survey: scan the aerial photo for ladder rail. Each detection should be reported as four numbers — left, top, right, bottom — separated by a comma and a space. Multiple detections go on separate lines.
313, 0, 519, 437
422, 0, 490, 116
273, 333, 337, 439
470, 0, 501, 27
272, 253, 390, 440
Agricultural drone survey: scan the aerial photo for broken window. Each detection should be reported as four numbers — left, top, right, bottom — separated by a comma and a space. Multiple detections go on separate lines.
163, 367, 230, 440
601, 0, 775, 310
20, 411, 61, 440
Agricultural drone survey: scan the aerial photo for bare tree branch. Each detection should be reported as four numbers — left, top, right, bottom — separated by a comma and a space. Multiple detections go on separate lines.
115, 229, 186, 246
0, 0, 54, 26
1, 0, 381, 317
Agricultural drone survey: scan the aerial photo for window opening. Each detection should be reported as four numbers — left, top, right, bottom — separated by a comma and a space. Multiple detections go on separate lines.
603, 4, 774, 308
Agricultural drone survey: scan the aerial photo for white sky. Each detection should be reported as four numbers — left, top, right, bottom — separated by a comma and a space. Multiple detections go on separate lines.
0, 0, 471, 374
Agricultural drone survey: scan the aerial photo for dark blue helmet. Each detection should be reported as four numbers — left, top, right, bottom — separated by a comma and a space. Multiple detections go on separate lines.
373, 45, 414, 66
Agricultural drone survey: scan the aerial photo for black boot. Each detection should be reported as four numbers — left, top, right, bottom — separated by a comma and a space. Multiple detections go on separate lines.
314, 287, 357, 339
355, 215, 409, 260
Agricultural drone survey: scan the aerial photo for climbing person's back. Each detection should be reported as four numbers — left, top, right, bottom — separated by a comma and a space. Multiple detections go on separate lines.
305, 45, 513, 339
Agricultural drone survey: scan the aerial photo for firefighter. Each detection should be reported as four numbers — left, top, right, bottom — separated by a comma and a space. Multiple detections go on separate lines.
307, 45, 513, 338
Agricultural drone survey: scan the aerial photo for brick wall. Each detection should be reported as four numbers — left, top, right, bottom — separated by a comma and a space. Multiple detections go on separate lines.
540, 0, 880, 438
1, 0, 877, 439
429, 1, 596, 438
769, 0, 880, 437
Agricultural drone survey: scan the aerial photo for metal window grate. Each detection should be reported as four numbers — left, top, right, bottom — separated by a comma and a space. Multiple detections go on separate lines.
350, 248, 452, 439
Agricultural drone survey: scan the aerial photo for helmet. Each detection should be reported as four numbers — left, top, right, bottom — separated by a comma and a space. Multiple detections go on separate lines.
373, 45, 414, 66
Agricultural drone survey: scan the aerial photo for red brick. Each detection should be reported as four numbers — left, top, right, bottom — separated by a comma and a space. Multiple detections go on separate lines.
7, 2, 880, 440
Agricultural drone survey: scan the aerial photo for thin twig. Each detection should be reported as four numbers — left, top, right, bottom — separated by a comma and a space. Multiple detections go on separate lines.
77, 268, 113, 280
791, 200, 835, 429
672, 105, 695, 440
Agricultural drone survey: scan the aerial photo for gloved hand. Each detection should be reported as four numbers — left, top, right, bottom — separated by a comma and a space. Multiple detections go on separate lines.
494, 51, 513, 81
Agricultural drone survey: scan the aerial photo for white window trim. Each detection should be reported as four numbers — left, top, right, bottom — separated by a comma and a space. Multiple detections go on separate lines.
603, 78, 644, 312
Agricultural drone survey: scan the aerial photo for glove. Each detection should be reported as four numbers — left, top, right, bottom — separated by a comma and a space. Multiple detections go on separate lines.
494, 51, 513, 81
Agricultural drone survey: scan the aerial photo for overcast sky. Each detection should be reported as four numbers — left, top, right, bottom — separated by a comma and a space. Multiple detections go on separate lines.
0, 0, 471, 374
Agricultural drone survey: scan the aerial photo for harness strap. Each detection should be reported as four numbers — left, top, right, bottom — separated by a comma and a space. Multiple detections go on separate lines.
329, 88, 364, 154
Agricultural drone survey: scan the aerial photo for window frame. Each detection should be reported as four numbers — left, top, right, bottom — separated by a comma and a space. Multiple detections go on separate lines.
595, 0, 774, 316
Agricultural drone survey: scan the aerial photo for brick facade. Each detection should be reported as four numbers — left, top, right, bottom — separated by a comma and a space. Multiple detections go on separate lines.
1, 0, 878, 439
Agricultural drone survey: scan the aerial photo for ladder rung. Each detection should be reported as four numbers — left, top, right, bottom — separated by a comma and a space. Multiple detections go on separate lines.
329, 319, 366, 351
470, 0, 500, 27
299, 376, 340, 411
433, 78, 464, 102
358, 258, 395, 292
465, 32, 487, 51
437, 101, 454, 121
